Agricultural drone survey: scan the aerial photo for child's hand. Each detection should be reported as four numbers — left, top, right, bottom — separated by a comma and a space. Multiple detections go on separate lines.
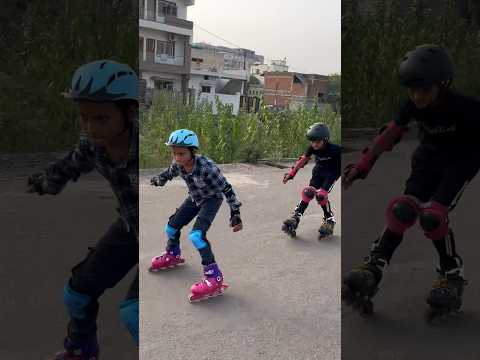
150, 175, 166, 186
283, 173, 293, 184
230, 211, 243, 232
342, 164, 361, 190
26, 173, 46, 195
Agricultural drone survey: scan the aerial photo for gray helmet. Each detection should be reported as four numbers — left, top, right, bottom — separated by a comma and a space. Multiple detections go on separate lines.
398, 44, 454, 87
306, 123, 330, 141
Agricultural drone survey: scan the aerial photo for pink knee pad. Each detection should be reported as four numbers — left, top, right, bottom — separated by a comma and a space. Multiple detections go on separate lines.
301, 186, 317, 203
316, 188, 329, 206
419, 201, 449, 240
385, 195, 420, 235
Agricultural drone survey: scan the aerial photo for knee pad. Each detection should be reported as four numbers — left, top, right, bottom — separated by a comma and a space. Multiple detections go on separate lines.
316, 188, 329, 206
419, 201, 449, 240
165, 224, 178, 239
119, 298, 139, 346
301, 186, 317, 203
385, 195, 419, 234
188, 229, 207, 250
63, 283, 92, 320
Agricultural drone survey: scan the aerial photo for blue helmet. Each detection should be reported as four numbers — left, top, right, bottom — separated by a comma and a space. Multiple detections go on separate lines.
166, 129, 199, 149
63, 60, 138, 102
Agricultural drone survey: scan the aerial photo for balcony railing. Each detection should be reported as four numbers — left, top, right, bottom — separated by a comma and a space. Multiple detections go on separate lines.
140, 12, 193, 30
164, 15, 193, 29
143, 53, 184, 67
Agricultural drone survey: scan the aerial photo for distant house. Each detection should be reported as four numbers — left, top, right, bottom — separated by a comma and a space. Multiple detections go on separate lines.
189, 44, 250, 115
251, 58, 289, 76
139, 0, 195, 103
263, 72, 329, 111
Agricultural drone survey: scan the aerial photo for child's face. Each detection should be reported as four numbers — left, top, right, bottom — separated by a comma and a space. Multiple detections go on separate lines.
407, 84, 440, 109
171, 146, 193, 166
311, 139, 326, 150
78, 101, 127, 146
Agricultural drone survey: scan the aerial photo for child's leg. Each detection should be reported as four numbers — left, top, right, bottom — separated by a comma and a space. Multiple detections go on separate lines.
425, 163, 475, 272
319, 178, 335, 219
165, 198, 200, 253
189, 197, 223, 266
119, 272, 139, 346
289, 170, 323, 220
369, 147, 443, 263
66, 218, 138, 345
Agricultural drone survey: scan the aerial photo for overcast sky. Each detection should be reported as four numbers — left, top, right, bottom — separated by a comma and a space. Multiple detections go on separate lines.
187, 0, 340, 75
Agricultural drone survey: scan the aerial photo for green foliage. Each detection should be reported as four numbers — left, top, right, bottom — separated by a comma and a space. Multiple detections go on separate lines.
342, 0, 480, 128
140, 92, 340, 168
0, 0, 137, 153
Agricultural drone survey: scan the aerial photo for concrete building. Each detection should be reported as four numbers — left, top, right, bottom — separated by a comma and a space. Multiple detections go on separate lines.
189, 44, 253, 115
248, 75, 264, 99
251, 58, 289, 76
139, 0, 194, 102
193, 43, 264, 74
263, 72, 329, 111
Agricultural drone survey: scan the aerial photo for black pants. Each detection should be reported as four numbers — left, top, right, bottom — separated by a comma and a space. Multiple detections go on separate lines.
68, 218, 138, 340
373, 145, 479, 269
167, 197, 223, 265
295, 165, 337, 219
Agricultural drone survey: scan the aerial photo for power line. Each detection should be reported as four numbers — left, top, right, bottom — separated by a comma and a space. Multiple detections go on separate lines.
193, 23, 245, 50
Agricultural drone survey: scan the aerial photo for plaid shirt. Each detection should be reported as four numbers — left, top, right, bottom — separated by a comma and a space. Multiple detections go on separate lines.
40, 121, 139, 240
158, 155, 241, 212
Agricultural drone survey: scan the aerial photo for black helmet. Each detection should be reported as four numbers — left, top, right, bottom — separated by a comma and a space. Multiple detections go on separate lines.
306, 123, 330, 141
398, 44, 454, 87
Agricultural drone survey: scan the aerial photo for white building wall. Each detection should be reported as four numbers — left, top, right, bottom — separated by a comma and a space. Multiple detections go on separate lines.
198, 93, 241, 115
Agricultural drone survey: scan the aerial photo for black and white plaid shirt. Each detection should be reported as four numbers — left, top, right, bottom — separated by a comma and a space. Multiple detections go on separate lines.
40, 121, 139, 239
158, 155, 241, 212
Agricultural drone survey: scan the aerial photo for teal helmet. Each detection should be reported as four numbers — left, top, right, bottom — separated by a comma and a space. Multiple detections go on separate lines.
63, 60, 138, 102
166, 129, 199, 149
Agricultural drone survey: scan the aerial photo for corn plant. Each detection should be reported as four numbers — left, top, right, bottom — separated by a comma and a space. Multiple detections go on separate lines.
140, 92, 340, 168
342, 0, 480, 128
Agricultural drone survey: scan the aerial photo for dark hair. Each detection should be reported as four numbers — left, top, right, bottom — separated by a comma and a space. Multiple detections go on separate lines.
115, 99, 138, 122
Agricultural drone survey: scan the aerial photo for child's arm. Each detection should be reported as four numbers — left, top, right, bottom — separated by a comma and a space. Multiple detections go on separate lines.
150, 163, 180, 186
26, 137, 95, 195
283, 147, 313, 183
205, 164, 242, 230
343, 121, 405, 189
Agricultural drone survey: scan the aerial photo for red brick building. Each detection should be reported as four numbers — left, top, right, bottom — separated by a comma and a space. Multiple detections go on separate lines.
263, 72, 329, 110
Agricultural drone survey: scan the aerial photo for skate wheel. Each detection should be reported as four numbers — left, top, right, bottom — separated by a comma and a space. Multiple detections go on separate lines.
148, 261, 185, 272
359, 299, 374, 317
424, 306, 457, 323
341, 284, 355, 306
188, 284, 229, 303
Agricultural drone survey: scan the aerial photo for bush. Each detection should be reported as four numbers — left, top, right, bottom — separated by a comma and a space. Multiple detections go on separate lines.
140, 92, 340, 168
342, 0, 480, 128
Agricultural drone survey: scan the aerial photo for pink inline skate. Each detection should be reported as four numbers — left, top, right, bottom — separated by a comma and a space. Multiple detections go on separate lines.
189, 263, 228, 302
149, 248, 185, 272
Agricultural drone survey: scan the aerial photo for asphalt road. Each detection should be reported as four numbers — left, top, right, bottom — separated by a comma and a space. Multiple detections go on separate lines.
140, 163, 341, 360
341, 135, 480, 360
0, 159, 137, 359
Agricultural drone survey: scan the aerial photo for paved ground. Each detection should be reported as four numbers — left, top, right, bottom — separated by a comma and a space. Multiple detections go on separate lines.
140, 163, 341, 360
342, 133, 480, 360
0, 159, 137, 359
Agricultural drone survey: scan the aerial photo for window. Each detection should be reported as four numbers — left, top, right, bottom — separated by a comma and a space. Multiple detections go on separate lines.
201, 86, 211, 93
139, 37, 144, 60
154, 80, 174, 90
146, 38, 155, 61
158, 0, 177, 17
204, 75, 209, 80
156, 40, 175, 57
